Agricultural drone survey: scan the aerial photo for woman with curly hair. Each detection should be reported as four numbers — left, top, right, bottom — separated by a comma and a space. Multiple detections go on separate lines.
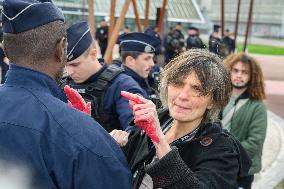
111, 49, 251, 188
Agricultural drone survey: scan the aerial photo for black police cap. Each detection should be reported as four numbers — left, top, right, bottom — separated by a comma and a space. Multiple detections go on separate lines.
66, 21, 93, 62
1, 0, 65, 34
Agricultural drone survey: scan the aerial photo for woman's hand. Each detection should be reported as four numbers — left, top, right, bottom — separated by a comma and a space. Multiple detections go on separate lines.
110, 129, 129, 147
64, 85, 91, 115
121, 91, 171, 159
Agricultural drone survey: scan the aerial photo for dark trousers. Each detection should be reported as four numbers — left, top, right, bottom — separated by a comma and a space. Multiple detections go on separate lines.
100, 45, 107, 58
237, 175, 254, 189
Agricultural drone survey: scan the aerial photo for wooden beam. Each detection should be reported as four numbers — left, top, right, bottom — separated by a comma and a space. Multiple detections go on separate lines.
108, 0, 116, 60
104, 0, 132, 63
132, 0, 143, 32
144, 0, 150, 29
88, 0, 95, 37
109, 0, 116, 39
243, 0, 254, 52
234, 0, 241, 44
221, 0, 225, 37
157, 0, 167, 32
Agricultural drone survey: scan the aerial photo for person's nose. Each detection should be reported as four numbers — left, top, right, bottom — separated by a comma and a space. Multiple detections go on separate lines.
236, 71, 243, 77
177, 86, 191, 100
149, 58, 155, 67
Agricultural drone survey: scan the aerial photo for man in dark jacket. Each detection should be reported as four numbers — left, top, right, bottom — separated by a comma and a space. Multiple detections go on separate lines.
222, 29, 236, 55
165, 22, 185, 63
0, 0, 132, 188
186, 26, 205, 49
96, 19, 108, 57
63, 21, 146, 132
119, 32, 160, 99
209, 24, 221, 54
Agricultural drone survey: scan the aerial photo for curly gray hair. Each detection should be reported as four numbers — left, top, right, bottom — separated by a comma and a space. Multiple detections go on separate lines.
160, 49, 231, 123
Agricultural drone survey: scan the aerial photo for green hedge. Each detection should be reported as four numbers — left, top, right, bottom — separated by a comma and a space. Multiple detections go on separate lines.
237, 44, 284, 55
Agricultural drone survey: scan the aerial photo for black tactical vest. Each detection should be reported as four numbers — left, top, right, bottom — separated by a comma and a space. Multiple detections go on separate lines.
61, 65, 124, 132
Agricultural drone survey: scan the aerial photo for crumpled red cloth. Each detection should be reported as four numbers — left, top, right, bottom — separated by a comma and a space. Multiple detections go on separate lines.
64, 85, 91, 116
121, 91, 159, 143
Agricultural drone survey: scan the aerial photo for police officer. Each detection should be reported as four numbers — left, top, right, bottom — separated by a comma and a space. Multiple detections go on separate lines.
209, 24, 222, 55
95, 19, 108, 57
64, 22, 146, 132
186, 26, 205, 49
119, 32, 160, 99
143, 28, 163, 107
222, 29, 236, 55
165, 22, 185, 63
0, 0, 132, 188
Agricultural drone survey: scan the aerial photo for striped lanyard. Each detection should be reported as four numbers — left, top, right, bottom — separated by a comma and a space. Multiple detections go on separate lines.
162, 119, 199, 145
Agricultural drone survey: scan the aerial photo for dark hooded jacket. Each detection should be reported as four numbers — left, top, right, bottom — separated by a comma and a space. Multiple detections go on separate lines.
123, 109, 251, 189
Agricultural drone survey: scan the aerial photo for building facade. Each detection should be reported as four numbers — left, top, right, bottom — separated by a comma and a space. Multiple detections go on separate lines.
53, 0, 204, 32
200, 0, 284, 38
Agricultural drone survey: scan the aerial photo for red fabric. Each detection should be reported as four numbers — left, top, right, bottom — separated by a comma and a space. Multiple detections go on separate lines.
64, 85, 91, 116
121, 91, 159, 143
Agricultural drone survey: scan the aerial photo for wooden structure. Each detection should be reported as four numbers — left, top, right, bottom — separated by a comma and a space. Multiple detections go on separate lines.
234, 0, 241, 45
100, 0, 168, 63
221, 0, 225, 37
144, 0, 150, 29
88, 0, 95, 37
132, 0, 143, 32
104, 0, 132, 63
243, 0, 254, 52
220, 0, 255, 52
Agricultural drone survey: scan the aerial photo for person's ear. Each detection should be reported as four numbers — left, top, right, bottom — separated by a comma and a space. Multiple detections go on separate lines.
125, 56, 135, 67
55, 37, 66, 63
207, 100, 214, 110
89, 48, 97, 61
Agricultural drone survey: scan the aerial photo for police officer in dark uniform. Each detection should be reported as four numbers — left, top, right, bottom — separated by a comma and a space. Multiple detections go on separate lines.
209, 24, 222, 54
63, 22, 146, 132
119, 32, 160, 100
0, 0, 132, 188
143, 27, 163, 107
186, 26, 205, 49
222, 29, 236, 55
165, 22, 185, 63
95, 19, 108, 57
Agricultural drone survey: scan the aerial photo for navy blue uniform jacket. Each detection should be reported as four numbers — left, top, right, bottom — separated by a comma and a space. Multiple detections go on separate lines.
122, 65, 150, 99
0, 64, 132, 189
79, 64, 147, 131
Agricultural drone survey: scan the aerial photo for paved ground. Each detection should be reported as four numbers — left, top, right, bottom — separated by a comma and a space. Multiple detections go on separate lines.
253, 111, 284, 189
254, 54, 284, 118
251, 54, 284, 189
265, 81, 284, 118
254, 54, 284, 81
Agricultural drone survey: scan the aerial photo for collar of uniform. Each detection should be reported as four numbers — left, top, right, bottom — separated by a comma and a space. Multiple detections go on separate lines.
122, 65, 147, 88
4, 64, 67, 102
85, 63, 108, 83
